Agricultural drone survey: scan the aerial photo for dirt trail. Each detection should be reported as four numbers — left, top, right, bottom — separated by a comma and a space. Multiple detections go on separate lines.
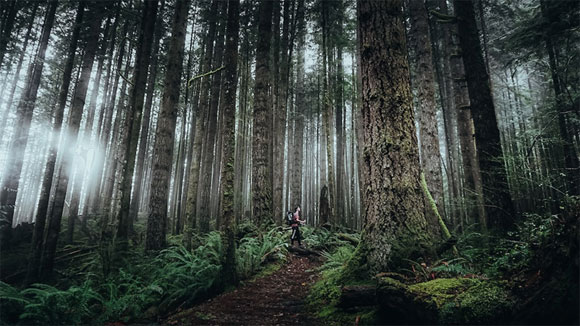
164, 253, 323, 326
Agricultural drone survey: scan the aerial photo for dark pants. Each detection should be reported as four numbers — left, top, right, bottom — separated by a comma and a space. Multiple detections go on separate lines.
291, 226, 301, 246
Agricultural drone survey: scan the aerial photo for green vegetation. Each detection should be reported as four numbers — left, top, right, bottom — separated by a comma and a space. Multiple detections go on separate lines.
307, 197, 579, 325
0, 227, 289, 325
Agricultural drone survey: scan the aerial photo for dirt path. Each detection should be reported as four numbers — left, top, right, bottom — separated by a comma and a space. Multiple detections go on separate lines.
164, 253, 323, 326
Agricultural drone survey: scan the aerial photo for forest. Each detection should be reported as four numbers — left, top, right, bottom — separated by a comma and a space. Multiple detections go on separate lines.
0, 0, 578, 324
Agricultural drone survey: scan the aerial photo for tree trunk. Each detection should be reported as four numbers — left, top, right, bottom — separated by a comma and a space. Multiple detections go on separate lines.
183, 0, 219, 250
199, 0, 226, 233
0, 0, 57, 248
220, 0, 240, 287
408, 0, 445, 236
146, 0, 189, 251
321, 0, 335, 225
357, 0, 432, 273
116, 0, 159, 243
40, 1, 104, 278
252, 0, 274, 224
129, 0, 165, 223
454, 0, 514, 229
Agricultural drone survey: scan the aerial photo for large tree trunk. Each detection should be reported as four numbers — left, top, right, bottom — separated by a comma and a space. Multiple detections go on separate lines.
357, 0, 432, 273
454, 0, 514, 229
252, 0, 274, 224
408, 0, 445, 237
220, 0, 239, 287
0, 0, 58, 248
40, 2, 104, 279
146, 0, 189, 251
116, 0, 159, 242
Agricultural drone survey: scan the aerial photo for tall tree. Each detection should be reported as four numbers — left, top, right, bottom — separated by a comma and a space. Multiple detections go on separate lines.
356, 0, 432, 273
26, 0, 85, 283
454, 0, 514, 229
40, 1, 105, 278
408, 0, 445, 235
184, 0, 220, 249
116, 0, 159, 242
220, 0, 240, 286
0, 0, 58, 248
129, 0, 165, 223
539, 0, 580, 195
252, 0, 274, 224
146, 0, 190, 251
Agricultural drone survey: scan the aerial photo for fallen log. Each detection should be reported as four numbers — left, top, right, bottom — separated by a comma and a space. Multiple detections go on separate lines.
336, 233, 360, 246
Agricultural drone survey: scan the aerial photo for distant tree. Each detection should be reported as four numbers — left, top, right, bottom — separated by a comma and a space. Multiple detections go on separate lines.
454, 0, 515, 229
0, 0, 58, 249
116, 0, 159, 243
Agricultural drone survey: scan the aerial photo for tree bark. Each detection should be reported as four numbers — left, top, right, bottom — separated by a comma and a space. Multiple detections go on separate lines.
357, 0, 432, 273
252, 0, 274, 224
220, 0, 240, 287
146, 0, 189, 251
408, 0, 445, 236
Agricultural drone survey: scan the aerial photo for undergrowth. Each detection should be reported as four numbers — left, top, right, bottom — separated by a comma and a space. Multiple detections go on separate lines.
0, 227, 289, 325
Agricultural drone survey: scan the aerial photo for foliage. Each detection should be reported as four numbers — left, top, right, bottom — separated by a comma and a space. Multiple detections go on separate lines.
0, 228, 289, 325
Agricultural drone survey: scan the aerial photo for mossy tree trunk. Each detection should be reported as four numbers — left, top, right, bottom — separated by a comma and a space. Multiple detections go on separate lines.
408, 0, 445, 237
357, 0, 432, 273
220, 0, 239, 287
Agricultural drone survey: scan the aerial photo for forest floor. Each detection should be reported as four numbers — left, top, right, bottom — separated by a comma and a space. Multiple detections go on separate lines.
163, 251, 323, 326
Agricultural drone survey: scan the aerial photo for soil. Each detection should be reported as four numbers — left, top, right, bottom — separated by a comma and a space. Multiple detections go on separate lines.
164, 252, 323, 326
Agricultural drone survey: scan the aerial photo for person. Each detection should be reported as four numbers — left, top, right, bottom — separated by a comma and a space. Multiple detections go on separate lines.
290, 206, 305, 246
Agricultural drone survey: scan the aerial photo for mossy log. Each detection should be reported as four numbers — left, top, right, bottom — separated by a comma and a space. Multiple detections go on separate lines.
336, 233, 360, 246
376, 277, 514, 325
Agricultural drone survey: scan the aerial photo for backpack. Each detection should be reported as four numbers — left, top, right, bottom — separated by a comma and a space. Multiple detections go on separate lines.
286, 211, 294, 226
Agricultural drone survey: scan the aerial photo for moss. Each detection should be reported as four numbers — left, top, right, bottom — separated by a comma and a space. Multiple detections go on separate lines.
408, 278, 514, 324
338, 241, 370, 283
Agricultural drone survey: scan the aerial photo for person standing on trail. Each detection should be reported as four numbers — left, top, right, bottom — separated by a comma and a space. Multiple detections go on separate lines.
291, 206, 305, 246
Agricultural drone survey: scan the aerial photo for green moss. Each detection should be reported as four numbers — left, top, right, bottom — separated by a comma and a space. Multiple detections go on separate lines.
338, 241, 370, 283
407, 278, 513, 324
